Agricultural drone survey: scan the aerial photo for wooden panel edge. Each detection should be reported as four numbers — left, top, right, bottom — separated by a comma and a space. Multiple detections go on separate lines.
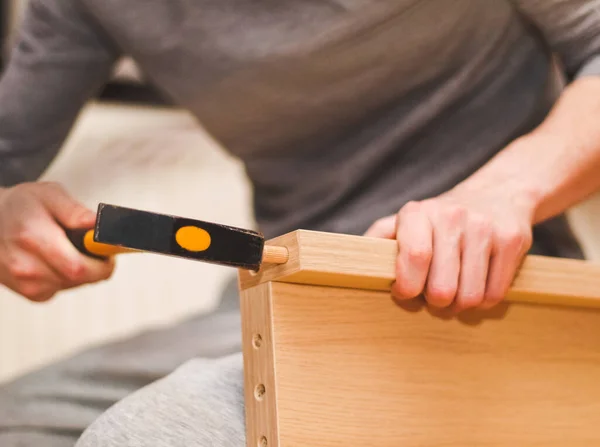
240, 282, 280, 447
241, 230, 600, 309
507, 255, 600, 308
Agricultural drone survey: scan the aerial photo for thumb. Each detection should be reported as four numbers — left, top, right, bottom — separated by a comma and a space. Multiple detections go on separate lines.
37, 183, 96, 229
363, 214, 397, 239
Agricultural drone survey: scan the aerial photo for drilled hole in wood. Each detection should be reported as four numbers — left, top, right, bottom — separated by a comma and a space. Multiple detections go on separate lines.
254, 384, 266, 401
258, 436, 268, 447
252, 334, 263, 349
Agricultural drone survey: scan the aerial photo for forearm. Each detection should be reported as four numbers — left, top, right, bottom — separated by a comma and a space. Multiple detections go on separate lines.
450, 76, 600, 225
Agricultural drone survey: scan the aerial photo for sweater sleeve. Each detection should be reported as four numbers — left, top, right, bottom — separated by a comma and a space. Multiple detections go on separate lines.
511, 0, 600, 80
0, 0, 121, 186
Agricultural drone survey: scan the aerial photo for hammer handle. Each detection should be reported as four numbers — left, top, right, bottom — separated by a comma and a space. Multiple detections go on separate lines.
64, 228, 133, 260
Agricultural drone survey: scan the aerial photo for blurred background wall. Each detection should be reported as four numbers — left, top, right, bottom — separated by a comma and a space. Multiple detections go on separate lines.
0, 0, 599, 384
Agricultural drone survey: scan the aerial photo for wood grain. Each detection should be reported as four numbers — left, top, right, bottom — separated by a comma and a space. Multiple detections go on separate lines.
240, 282, 280, 447
239, 230, 600, 309
266, 281, 600, 446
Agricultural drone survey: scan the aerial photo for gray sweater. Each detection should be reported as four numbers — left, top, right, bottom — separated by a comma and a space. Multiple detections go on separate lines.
1, 0, 600, 257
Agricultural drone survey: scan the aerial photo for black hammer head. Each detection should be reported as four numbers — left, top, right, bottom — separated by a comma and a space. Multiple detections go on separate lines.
93, 203, 265, 270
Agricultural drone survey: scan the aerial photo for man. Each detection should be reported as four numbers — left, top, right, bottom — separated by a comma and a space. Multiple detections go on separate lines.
1, 0, 599, 445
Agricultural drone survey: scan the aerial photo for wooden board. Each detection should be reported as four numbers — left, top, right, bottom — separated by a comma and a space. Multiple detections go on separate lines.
240, 282, 279, 447
239, 230, 600, 309
241, 281, 600, 447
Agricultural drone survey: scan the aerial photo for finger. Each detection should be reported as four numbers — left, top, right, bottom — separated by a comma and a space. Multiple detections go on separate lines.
424, 206, 464, 308
455, 216, 492, 311
363, 215, 397, 239
36, 182, 96, 229
392, 204, 432, 300
12, 279, 61, 302
16, 219, 115, 287
482, 227, 531, 309
0, 251, 63, 302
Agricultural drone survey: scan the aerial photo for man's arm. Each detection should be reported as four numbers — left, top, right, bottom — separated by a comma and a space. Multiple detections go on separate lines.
454, 76, 600, 226
493, 0, 600, 220
0, 0, 121, 186
365, 0, 600, 313
451, 0, 600, 228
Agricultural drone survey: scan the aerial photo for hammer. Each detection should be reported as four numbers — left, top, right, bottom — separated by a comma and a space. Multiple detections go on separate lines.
65, 203, 289, 270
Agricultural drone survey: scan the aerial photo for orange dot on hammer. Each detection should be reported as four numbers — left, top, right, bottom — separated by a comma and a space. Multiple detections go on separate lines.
175, 226, 211, 252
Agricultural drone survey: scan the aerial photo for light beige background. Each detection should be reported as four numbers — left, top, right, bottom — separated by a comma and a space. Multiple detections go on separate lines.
0, 103, 255, 383
1, 1, 599, 384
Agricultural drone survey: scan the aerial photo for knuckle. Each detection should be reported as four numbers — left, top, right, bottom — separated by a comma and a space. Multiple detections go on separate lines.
404, 246, 432, 265
426, 284, 456, 307
497, 228, 531, 251
400, 201, 421, 215
441, 204, 466, 224
63, 262, 87, 283
29, 291, 55, 303
8, 262, 39, 280
13, 227, 37, 249
17, 282, 46, 301
457, 292, 485, 309
468, 215, 493, 238
393, 280, 422, 300
484, 290, 506, 306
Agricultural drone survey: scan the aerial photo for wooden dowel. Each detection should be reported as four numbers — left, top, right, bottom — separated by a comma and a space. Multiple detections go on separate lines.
262, 245, 289, 264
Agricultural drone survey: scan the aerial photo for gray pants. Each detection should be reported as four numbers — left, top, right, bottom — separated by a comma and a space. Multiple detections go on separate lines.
0, 278, 246, 446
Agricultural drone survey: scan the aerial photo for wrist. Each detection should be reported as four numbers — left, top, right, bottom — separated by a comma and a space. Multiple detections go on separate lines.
454, 180, 540, 221
448, 75, 600, 225
459, 130, 590, 224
